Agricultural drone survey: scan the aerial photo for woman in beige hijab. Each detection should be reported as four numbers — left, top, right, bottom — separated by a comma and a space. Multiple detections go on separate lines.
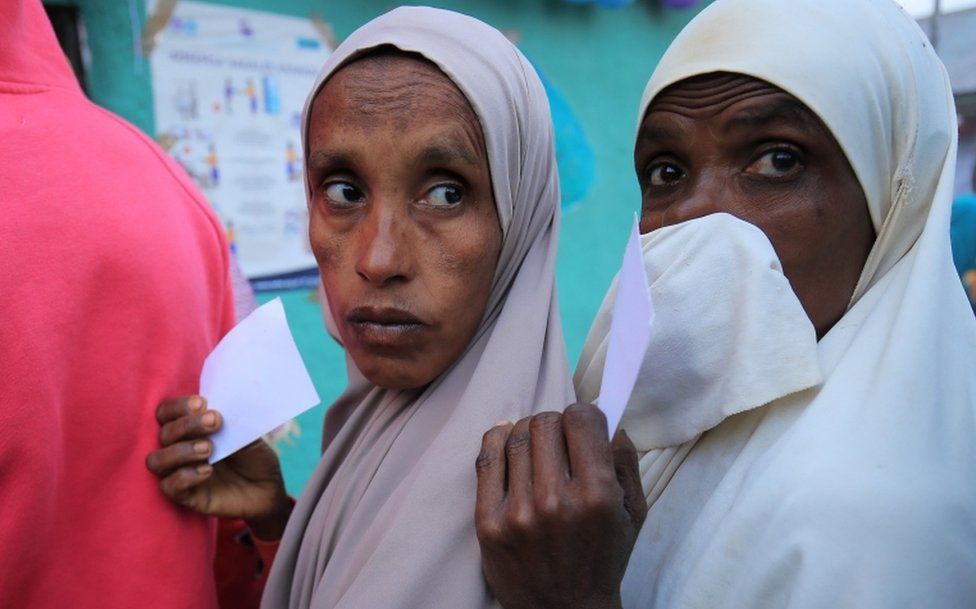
147, 7, 576, 609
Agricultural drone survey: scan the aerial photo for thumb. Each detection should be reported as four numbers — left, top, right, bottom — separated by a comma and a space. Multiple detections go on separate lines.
611, 429, 647, 531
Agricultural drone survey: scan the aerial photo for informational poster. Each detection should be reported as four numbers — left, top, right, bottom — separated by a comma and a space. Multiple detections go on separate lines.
149, 1, 330, 285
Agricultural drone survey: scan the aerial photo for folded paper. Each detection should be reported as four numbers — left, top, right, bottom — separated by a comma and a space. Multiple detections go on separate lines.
201, 298, 320, 462
597, 217, 654, 438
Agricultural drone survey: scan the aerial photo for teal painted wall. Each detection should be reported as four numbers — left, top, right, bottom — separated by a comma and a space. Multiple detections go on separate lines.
46, 0, 709, 493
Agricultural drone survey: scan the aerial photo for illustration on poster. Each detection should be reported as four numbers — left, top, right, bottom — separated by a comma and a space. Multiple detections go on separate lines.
150, 0, 330, 282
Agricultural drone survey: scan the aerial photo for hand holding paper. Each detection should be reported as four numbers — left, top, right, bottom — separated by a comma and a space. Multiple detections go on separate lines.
597, 217, 654, 438
473, 224, 651, 608
201, 297, 321, 463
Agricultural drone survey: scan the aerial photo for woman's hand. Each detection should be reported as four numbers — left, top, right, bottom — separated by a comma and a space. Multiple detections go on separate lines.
145, 396, 292, 540
474, 403, 647, 609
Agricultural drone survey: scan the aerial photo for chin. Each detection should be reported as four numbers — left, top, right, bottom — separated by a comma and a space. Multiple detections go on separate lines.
366, 373, 430, 391
358, 359, 435, 391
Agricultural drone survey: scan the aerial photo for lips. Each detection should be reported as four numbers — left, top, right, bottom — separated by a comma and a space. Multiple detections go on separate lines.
346, 306, 428, 349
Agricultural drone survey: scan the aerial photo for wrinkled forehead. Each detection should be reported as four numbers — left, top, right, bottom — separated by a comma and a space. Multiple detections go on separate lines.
647, 70, 850, 146
309, 49, 483, 139
640, 72, 832, 138
308, 47, 476, 133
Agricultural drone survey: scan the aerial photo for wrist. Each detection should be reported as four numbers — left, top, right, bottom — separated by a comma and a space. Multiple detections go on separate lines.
246, 491, 293, 541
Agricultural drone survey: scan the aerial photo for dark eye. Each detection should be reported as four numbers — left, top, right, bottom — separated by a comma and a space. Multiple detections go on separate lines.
424, 184, 464, 207
747, 148, 802, 177
324, 181, 363, 206
647, 162, 685, 187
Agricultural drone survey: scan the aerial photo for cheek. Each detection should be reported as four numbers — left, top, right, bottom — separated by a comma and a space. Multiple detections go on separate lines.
736, 178, 831, 269
435, 236, 496, 305
429, 216, 501, 327
309, 216, 350, 306
309, 212, 344, 269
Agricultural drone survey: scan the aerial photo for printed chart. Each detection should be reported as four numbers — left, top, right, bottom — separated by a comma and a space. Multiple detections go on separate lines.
150, 1, 330, 282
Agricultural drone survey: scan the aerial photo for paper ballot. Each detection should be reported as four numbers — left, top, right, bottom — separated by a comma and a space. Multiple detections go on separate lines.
201, 298, 320, 463
597, 217, 654, 438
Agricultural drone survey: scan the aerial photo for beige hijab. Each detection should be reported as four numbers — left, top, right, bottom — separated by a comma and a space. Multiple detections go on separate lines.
262, 7, 573, 609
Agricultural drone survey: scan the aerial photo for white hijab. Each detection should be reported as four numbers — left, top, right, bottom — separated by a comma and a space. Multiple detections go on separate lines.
263, 7, 573, 609
578, 0, 976, 607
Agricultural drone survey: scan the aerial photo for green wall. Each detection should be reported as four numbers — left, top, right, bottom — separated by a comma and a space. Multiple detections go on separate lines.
47, 0, 708, 493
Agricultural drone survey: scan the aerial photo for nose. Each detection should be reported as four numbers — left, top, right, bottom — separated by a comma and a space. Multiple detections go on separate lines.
355, 202, 411, 286
641, 170, 726, 233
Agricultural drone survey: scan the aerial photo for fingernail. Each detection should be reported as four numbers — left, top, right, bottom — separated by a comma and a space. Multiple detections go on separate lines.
193, 441, 210, 455
493, 420, 512, 427
196, 464, 213, 475
202, 412, 217, 427
188, 396, 204, 412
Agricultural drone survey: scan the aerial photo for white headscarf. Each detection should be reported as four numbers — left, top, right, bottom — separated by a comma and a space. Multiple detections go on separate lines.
578, 0, 976, 607
262, 7, 573, 609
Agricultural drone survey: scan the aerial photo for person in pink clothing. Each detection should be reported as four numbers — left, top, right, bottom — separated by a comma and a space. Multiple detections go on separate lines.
0, 1, 237, 607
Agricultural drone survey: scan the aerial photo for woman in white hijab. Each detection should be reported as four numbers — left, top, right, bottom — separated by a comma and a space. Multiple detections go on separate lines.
476, 0, 976, 607
147, 7, 574, 609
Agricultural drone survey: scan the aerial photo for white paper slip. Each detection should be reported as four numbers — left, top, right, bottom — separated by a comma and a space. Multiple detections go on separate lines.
597, 216, 654, 439
201, 297, 321, 463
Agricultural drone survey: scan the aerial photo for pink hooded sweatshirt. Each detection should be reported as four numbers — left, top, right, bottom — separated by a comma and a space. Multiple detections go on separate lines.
0, 1, 233, 607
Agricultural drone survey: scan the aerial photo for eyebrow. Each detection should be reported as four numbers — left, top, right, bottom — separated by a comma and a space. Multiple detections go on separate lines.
306, 149, 357, 171
637, 122, 684, 144
305, 141, 481, 171
419, 140, 480, 167
724, 99, 823, 134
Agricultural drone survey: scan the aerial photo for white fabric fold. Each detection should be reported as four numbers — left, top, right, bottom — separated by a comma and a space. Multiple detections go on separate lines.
575, 213, 822, 451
